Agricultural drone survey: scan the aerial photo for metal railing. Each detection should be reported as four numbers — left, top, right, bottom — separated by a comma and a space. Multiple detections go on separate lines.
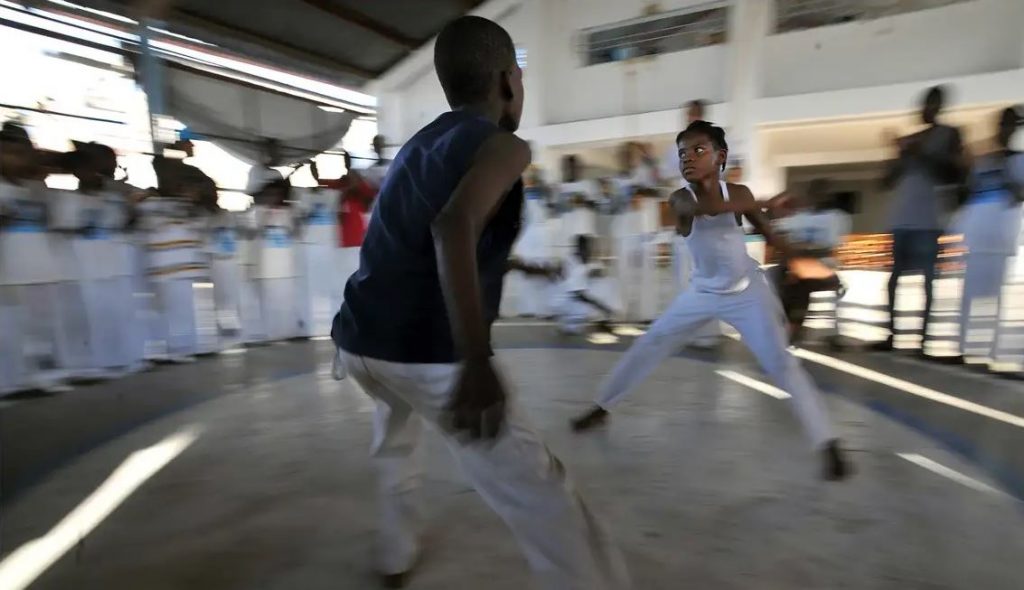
580, 2, 728, 66
775, 0, 973, 34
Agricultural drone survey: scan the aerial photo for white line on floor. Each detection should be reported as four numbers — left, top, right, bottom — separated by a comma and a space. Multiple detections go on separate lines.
896, 452, 1013, 499
722, 334, 1024, 429
0, 426, 202, 590
716, 370, 791, 399
792, 347, 1024, 429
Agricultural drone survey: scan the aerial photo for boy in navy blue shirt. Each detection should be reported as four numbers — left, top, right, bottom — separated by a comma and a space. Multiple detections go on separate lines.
333, 16, 630, 590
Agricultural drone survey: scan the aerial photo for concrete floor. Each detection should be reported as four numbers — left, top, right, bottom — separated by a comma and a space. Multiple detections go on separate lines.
2, 328, 1023, 589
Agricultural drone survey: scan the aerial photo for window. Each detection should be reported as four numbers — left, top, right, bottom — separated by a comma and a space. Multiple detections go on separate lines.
775, 0, 973, 34
581, 2, 728, 67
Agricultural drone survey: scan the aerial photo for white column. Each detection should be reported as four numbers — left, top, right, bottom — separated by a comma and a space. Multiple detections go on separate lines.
724, 0, 773, 194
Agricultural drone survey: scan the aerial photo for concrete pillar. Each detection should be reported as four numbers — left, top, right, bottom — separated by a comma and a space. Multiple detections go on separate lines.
724, 0, 773, 195
139, 19, 169, 151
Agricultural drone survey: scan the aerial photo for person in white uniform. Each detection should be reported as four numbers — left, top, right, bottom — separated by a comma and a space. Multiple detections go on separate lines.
69, 146, 129, 378
572, 120, 851, 481
557, 235, 615, 334
253, 182, 299, 342
611, 144, 662, 322
139, 192, 206, 362
292, 186, 338, 337
206, 201, 243, 341
0, 125, 69, 393
88, 143, 150, 372
509, 168, 556, 317
956, 106, 1024, 361
558, 155, 600, 245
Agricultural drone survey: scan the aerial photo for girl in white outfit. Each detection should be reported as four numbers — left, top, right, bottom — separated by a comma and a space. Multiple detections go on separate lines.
957, 107, 1023, 361
572, 121, 850, 480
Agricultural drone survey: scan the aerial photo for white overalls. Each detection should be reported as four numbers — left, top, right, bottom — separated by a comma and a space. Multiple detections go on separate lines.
596, 182, 834, 448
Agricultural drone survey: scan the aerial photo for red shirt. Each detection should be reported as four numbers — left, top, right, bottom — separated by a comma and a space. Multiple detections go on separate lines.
320, 175, 375, 247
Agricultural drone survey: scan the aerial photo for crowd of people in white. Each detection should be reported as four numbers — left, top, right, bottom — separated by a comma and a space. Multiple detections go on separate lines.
0, 123, 386, 395
2, 91, 1020, 396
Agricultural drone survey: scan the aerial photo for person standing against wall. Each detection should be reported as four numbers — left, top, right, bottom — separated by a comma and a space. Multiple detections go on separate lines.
956, 106, 1023, 362
875, 86, 966, 354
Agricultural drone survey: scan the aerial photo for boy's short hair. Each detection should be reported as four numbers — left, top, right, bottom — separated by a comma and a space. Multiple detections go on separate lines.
434, 16, 516, 107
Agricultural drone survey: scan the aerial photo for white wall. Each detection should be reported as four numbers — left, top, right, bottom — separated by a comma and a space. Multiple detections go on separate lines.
539, 0, 727, 125
375, 0, 1024, 172
763, 0, 1024, 97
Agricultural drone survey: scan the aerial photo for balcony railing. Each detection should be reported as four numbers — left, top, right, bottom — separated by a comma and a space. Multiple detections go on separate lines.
775, 0, 972, 34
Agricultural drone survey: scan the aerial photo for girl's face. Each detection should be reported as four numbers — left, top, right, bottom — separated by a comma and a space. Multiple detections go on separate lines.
678, 132, 724, 183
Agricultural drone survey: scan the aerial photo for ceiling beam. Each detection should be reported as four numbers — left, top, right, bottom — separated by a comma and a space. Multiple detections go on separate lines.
298, 0, 419, 50
172, 8, 376, 80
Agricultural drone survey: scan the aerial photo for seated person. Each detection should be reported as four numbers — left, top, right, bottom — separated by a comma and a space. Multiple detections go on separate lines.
556, 235, 614, 335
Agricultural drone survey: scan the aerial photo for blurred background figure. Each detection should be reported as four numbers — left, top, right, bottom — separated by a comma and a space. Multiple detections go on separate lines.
955, 106, 1024, 362
769, 179, 850, 349
360, 134, 391, 192
312, 151, 374, 311
0, 122, 70, 393
508, 164, 558, 317
245, 137, 285, 204
612, 142, 661, 322
876, 85, 966, 354
556, 234, 615, 334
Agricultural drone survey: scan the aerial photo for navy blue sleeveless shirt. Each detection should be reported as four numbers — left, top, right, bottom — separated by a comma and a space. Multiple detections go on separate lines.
333, 110, 523, 363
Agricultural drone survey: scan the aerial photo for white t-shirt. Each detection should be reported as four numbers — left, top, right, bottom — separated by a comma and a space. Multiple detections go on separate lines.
293, 188, 337, 246
140, 197, 207, 282
72, 193, 124, 281
0, 180, 62, 285
207, 210, 239, 261
255, 205, 296, 279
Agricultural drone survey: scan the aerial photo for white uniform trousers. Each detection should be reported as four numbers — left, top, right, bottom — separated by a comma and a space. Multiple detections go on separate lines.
959, 252, 1009, 359
211, 259, 243, 337
341, 352, 631, 590
79, 278, 124, 371
0, 284, 66, 392
239, 275, 266, 344
258, 277, 298, 341
155, 279, 198, 358
596, 273, 834, 448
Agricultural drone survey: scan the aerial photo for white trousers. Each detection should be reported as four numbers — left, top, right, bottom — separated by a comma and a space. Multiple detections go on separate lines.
342, 352, 631, 590
239, 276, 266, 344
0, 284, 66, 392
155, 279, 198, 358
258, 277, 298, 342
294, 244, 336, 337
210, 259, 243, 336
596, 273, 834, 448
110, 275, 147, 369
960, 252, 1009, 359
80, 278, 124, 371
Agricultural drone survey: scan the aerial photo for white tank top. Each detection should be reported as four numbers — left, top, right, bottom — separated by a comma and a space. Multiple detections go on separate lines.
683, 181, 757, 294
